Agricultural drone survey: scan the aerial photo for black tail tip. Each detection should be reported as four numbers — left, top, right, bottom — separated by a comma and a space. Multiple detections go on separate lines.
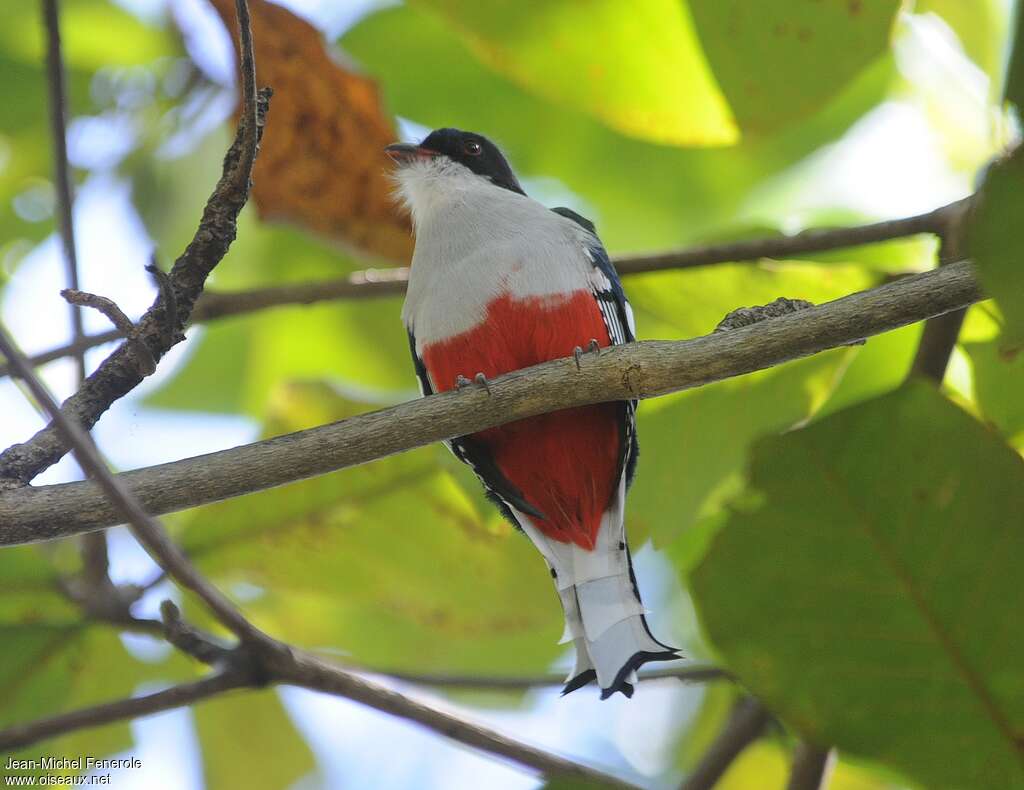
601, 648, 683, 700
561, 669, 597, 696
561, 650, 684, 699
600, 681, 634, 700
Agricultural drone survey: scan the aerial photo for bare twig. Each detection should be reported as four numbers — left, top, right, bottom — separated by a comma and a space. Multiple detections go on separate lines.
0, 0, 270, 487
146, 259, 179, 343
61, 289, 156, 375
679, 697, 772, 790
0, 261, 983, 544
909, 202, 969, 381
0, 200, 968, 380
159, 600, 234, 666
786, 743, 834, 790
41, 0, 85, 385
0, 324, 273, 647
0, 671, 251, 752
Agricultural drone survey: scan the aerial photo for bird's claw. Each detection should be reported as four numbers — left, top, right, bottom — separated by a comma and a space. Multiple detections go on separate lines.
573, 339, 602, 370
455, 372, 491, 395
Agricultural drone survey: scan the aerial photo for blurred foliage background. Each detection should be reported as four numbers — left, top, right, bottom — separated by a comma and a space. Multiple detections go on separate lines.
1, 1, 1022, 788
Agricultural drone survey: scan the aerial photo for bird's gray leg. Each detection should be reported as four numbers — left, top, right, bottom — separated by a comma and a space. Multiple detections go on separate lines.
455, 373, 491, 395
573, 339, 602, 370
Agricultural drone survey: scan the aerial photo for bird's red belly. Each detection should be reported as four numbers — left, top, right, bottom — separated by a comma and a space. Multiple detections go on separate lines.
421, 290, 621, 549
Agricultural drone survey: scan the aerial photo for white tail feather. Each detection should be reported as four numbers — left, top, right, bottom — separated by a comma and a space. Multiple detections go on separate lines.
511, 476, 677, 698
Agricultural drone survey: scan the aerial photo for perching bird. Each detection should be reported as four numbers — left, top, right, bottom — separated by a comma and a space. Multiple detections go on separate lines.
387, 128, 678, 698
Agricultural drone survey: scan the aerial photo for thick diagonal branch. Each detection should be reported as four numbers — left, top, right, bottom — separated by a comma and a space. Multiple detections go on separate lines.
0, 261, 981, 545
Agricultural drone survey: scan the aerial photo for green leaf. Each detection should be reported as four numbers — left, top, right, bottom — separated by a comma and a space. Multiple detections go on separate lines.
341, 4, 893, 252
631, 353, 848, 547
688, 0, 900, 134
412, 0, 736, 146
964, 334, 1024, 442
179, 382, 562, 676
967, 153, 1024, 348
0, 539, 188, 775
194, 690, 315, 790
0, 547, 190, 772
626, 261, 873, 545
690, 383, 1024, 790
0, 0, 172, 71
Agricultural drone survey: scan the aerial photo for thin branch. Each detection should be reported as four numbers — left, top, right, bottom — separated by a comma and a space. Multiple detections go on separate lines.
42, 0, 85, 386
0, 261, 983, 545
613, 198, 961, 276
379, 664, 729, 690
679, 697, 772, 790
61, 289, 156, 375
786, 743, 834, 790
0, 199, 968, 379
0, 671, 250, 752
146, 259, 179, 343
0, 0, 270, 486
909, 203, 969, 381
42, 0, 113, 597
0, 325, 272, 647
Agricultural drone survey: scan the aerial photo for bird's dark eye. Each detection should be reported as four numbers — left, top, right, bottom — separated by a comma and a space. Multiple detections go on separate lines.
463, 140, 482, 156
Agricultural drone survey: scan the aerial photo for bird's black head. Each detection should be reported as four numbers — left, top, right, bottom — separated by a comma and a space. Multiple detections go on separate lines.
385, 128, 525, 195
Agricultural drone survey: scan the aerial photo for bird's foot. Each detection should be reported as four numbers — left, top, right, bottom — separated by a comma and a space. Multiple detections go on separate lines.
573, 339, 602, 370
455, 372, 491, 395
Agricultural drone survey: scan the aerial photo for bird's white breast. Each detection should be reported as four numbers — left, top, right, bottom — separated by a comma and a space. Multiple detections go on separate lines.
395, 159, 598, 351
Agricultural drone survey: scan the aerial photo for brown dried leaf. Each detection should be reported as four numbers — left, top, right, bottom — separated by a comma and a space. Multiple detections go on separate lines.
209, 0, 412, 262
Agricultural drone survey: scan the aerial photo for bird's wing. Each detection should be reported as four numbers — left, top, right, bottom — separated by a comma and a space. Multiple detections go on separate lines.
552, 207, 639, 487
406, 331, 545, 520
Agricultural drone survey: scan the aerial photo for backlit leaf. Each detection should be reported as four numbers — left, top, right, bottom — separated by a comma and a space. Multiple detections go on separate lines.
688, 0, 900, 134
208, 0, 412, 261
413, 0, 737, 147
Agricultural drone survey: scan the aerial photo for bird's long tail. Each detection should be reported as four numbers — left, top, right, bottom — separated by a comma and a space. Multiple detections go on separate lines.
512, 484, 678, 698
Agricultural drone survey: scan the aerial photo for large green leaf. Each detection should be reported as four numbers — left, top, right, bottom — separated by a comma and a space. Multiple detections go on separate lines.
341, 4, 895, 252
179, 382, 561, 676
690, 383, 1024, 789
194, 689, 315, 790
413, 0, 736, 147
631, 354, 849, 547
688, 0, 899, 135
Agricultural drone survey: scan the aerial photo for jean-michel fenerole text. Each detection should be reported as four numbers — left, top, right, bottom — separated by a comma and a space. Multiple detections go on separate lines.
5, 756, 142, 772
